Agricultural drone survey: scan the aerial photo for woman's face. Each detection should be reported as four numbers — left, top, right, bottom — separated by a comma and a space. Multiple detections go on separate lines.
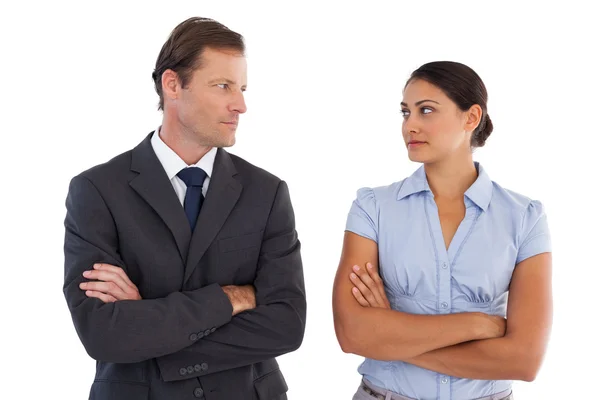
401, 79, 480, 164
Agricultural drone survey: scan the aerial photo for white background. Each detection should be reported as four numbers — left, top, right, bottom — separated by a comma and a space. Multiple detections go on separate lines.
1, 1, 599, 399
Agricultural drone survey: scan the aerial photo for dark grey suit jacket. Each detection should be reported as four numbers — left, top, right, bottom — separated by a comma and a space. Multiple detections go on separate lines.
62, 132, 306, 400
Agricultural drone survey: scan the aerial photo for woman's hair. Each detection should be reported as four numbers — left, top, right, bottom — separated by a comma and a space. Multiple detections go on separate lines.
405, 61, 493, 148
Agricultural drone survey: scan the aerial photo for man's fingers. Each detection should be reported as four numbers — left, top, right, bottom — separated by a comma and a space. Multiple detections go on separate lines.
94, 263, 136, 288
83, 269, 130, 293
85, 290, 117, 303
81, 264, 142, 301
80, 281, 124, 298
351, 287, 370, 307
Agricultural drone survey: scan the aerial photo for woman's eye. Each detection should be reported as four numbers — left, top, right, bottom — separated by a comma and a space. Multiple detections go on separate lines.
422, 107, 433, 114
401, 109, 410, 117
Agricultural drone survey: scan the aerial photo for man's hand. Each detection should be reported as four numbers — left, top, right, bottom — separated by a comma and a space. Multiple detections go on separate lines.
350, 262, 391, 309
79, 263, 142, 303
221, 285, 256, 316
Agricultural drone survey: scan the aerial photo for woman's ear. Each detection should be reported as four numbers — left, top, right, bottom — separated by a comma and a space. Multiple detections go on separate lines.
465, 104, 483, 133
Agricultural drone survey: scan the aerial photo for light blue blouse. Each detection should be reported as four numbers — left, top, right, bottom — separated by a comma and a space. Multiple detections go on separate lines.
345, 162, 551, 400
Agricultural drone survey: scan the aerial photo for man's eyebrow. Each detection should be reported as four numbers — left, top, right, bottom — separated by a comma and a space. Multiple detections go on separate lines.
208, 78, 236, 85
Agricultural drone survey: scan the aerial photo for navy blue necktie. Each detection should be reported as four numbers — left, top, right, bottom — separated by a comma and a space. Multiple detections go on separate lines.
177, 167, 207, 231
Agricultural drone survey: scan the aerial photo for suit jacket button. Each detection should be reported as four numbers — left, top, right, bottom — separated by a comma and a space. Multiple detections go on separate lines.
194, 364, 202, 372
201, 363, 208, 371
187, 366, 194, 374
210, 327, 216, 333
190, 333, 198, 341
204, 329, 211, 336
194, 388, 204, 398
179, 368, 187, 376
198, 331, 204, 338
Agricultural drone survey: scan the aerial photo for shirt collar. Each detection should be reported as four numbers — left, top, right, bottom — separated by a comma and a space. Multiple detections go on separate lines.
464, 162, 493, 211
151, 126, 217, 180
396, 164, 431, 200
397, 162, 493, 211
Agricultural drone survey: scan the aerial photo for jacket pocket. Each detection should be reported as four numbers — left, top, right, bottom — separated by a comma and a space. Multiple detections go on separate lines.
218, 231, 263, 253
253, 369, 288, 399
89, 381, 149, 400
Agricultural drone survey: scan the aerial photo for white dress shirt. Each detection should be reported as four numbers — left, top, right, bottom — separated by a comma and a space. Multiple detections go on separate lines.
150, 127, 217, 206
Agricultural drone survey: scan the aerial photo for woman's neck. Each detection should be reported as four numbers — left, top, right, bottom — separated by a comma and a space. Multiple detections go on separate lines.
424, 154, 478, 201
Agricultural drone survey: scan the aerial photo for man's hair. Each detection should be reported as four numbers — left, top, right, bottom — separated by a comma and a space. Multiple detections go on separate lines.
152, 17, 245, 110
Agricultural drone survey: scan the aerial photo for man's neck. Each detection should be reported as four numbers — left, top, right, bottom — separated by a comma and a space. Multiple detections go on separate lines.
158, 121, 212, 165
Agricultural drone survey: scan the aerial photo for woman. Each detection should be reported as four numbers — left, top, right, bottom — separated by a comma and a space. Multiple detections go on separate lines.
332, 61, 552, 400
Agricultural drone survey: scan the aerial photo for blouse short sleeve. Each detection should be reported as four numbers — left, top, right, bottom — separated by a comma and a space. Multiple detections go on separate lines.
517, 200, 552, 264
345, 187, 378, 243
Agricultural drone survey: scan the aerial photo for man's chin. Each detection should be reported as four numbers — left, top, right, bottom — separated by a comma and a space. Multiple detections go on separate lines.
214, 137, 236, 148
224, 135, 237, 147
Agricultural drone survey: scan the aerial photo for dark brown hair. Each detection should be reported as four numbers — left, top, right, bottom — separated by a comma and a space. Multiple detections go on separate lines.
152, 17, 245, 110
405, 61, 493, 148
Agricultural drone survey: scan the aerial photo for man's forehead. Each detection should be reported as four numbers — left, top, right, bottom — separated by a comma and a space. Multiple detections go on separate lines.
199, 47, 245, 63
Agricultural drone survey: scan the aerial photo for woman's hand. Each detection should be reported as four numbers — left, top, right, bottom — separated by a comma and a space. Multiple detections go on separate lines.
349, 262, 391, 309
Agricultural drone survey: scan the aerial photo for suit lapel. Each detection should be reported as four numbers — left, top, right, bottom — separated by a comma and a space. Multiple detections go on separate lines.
129, 133, 191, 264
184, 148, 242, 284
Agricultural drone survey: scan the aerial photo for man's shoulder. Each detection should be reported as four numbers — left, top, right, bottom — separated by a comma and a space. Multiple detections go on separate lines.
72, 148, 133, 184
226, 150, 282, 186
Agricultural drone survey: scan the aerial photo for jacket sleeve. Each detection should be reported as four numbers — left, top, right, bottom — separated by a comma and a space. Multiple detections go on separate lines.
63, 175, 234, 363
155, 180, 307, 381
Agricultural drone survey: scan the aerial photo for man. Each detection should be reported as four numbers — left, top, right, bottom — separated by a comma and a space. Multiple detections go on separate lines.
63, 17, 306, 400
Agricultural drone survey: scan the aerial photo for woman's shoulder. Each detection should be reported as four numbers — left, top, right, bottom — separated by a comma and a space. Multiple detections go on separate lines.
490, 180, 545, 215
353, 178, 410, 205
346, 179, 411, 239
489, 180, 551, 256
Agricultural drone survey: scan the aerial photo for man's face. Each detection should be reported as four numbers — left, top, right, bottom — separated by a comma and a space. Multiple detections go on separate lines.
173, 47, 247, 147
